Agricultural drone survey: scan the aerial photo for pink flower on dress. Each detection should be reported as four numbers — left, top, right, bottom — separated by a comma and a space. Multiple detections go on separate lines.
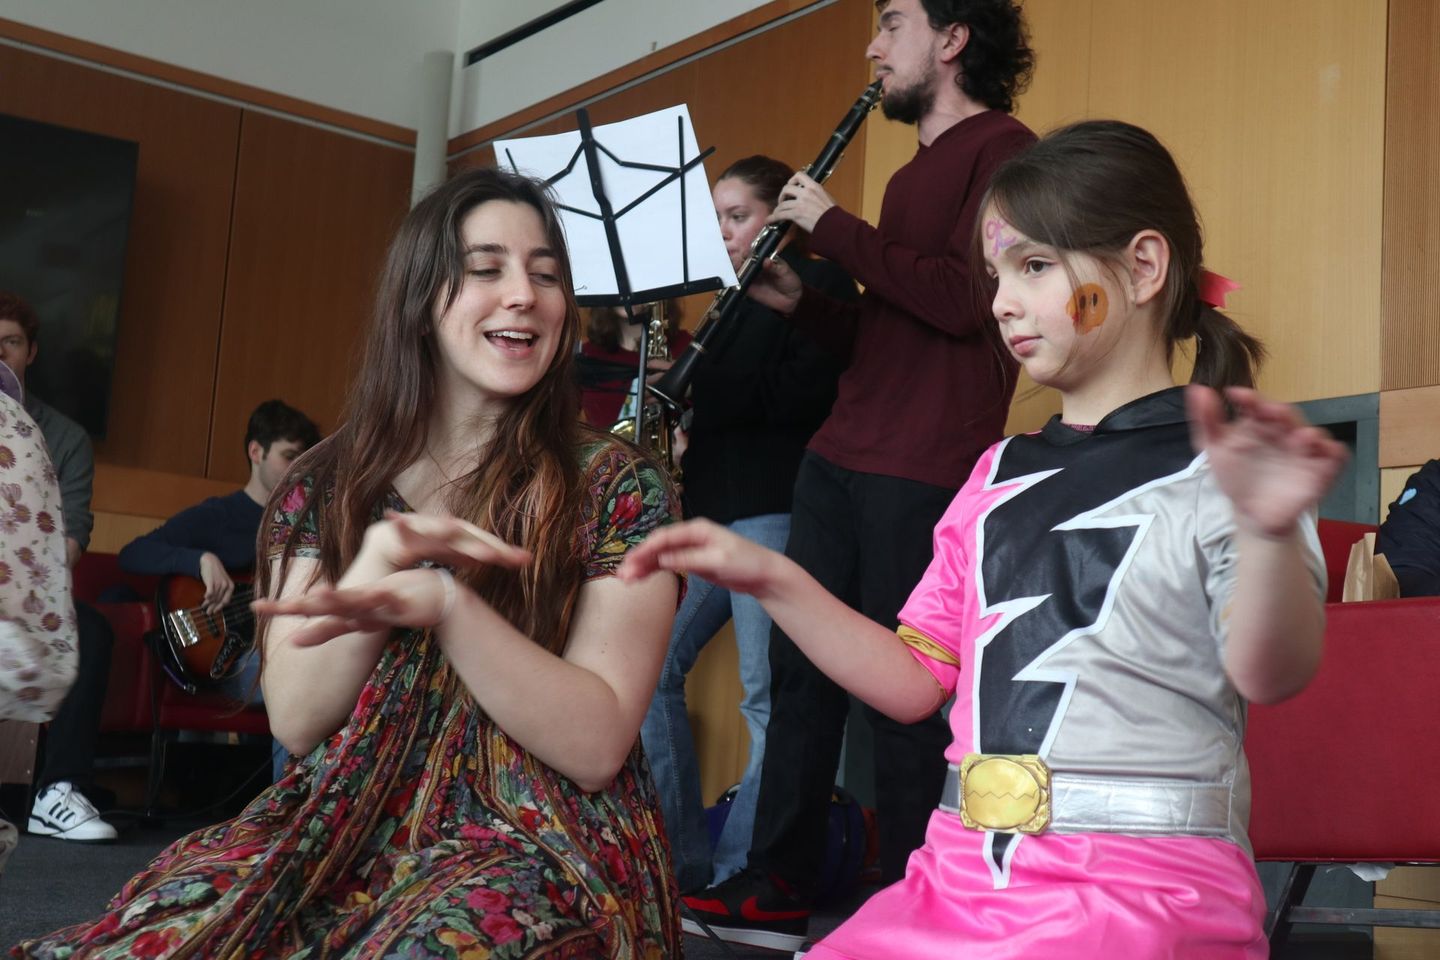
41, 612, 62, 632
0, 446, 13, 469
10, 503, 30, 525
281, 484, 308, 515
610, 491, 641, 527
0, 482, 20, 505
15, 547, 34, 566
21, 591, 44, 614
35, 511, 55, 533
465, 887, 508, 913
478, 911, 523, 945
130, 927, 182, 958
0, 561, 9, 585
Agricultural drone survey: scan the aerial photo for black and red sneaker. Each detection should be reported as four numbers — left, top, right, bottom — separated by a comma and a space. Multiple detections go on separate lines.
680, 867, 811, 952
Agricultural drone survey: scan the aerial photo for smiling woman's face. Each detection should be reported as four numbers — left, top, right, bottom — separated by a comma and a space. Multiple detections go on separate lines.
432, 200, 568, 413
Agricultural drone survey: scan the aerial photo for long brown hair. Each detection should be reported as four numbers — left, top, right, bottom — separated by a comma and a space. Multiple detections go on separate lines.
976, 119, 1264, 389
259, 168, 590, 656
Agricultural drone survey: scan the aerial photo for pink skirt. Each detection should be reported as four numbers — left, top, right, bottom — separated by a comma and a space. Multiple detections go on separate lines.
806, 813, 1267, 960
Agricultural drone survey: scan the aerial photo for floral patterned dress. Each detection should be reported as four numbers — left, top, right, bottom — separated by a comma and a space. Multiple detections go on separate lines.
15, 439, 683, 959
0, 392, 77, 724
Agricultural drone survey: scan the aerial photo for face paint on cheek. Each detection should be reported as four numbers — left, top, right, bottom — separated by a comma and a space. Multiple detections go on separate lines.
1066, 283, 1109, 334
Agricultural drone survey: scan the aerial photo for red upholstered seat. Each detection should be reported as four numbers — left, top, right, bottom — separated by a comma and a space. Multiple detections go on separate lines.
1249, 598, 1440, 863
1246, 520, 1440, 946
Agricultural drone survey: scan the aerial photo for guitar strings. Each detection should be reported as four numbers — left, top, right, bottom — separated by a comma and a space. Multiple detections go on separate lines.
180, 585, 258, 622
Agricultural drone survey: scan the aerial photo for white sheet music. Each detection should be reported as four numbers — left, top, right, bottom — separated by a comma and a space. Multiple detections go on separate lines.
494, 105, 737, 301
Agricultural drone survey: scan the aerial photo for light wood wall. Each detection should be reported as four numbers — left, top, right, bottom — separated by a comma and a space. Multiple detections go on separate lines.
0, 34, 414, 510
1375, 0, 1440, 526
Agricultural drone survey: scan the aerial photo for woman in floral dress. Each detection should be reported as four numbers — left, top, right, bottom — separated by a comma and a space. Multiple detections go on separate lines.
16, 168, 683, 958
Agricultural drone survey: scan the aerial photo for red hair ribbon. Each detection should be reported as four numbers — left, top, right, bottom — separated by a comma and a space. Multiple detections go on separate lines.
1197, 270, 1240, 308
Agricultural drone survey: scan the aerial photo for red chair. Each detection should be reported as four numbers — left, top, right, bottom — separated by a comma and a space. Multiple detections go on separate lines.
1247, 596, 1440, 949
74, 553, 270, 811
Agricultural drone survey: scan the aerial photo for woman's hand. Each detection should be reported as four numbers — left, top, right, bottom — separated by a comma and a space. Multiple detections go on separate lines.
617, 518, 789, 598
256, 512, 528, 648
254, 568, 455, 647
354, 511, 531, 577
746, 257, 803, 316
1187, 385, 1348, 538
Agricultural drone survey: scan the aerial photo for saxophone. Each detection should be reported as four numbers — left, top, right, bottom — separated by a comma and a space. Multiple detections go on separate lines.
649, 80, 883, 411
609, 303, 679, 474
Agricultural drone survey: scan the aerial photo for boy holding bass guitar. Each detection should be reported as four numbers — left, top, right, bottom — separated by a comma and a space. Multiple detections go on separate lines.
120, 399, 320, 699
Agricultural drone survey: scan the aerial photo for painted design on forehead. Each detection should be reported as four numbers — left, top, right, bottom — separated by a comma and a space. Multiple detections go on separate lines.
985, 218, 1020, 259
1066, 283, 1109, 334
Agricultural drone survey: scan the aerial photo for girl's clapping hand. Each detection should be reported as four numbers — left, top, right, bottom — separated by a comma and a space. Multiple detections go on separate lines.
618, 518, 785, 598
1186, 385, 1349, 538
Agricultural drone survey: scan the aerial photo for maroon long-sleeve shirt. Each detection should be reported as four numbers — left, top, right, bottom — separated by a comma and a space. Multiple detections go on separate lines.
790, 109, 1035, 489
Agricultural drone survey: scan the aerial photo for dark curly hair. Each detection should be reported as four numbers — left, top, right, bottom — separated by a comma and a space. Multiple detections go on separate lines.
0, 291, 39, 344
878, 0, 1035, 112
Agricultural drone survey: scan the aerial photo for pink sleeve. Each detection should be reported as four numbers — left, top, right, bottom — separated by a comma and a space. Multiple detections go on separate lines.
896, 453, 993, 695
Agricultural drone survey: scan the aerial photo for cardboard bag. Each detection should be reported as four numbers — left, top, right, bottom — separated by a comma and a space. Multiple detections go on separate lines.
1342, 532, 1400, 602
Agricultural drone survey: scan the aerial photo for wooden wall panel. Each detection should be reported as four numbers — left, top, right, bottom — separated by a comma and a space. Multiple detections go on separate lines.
209, 111, 413, 482
1083, 0, 1385, 404
1379, 384, 1440, 470
0, 44, 241, 474
1381, 0, 1440, 391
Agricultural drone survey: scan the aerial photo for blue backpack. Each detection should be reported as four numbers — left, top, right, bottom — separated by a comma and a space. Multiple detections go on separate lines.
705, 784, 872, 906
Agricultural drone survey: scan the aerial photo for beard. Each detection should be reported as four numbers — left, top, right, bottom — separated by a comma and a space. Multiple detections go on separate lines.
880, 60, 938, 125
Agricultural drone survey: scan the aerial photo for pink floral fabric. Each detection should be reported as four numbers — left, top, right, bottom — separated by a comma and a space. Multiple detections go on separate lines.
0, 392, 76, 724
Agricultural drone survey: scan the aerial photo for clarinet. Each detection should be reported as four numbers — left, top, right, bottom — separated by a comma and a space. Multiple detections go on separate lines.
649, 80, 883, 410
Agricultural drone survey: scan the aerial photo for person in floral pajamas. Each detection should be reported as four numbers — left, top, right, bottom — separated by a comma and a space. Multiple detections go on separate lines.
0, 376, 78, 875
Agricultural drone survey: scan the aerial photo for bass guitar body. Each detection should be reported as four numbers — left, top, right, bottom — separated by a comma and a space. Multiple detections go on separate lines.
156, 574, 256, 693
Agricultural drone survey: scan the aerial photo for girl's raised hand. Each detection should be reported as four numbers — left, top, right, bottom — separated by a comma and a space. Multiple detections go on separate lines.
360, 511, 531, 574
1186, 384, 1348, 538
617, 518, 786, 598
254, 568, 456, 647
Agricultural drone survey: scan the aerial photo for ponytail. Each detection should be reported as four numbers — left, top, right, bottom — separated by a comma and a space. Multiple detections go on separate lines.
1184, 299, 1266, 390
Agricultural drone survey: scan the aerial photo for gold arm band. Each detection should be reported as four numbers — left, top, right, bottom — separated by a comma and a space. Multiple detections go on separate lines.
897, 625, 960, 667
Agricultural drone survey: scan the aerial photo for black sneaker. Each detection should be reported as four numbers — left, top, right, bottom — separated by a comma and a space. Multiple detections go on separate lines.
680, 867, 810, 952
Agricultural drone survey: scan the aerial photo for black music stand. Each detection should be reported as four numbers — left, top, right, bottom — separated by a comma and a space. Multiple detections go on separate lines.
495, 105, 736, 441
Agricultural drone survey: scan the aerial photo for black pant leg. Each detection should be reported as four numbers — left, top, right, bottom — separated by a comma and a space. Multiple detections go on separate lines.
852, 470, 957, 884
748, 454, 859, 899
37, 600, 114, 790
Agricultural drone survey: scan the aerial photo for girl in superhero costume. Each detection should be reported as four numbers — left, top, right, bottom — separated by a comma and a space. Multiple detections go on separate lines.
619, 120, 1349, 958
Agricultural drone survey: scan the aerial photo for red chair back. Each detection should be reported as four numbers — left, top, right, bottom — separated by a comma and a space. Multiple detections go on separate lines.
1247, 598, 1440, 863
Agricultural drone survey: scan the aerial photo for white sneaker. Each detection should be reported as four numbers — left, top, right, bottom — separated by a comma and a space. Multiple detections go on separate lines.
28, 781, 118, 842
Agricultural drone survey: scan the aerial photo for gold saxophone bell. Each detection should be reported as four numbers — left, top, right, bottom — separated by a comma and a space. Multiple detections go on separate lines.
609, 303, 679, 478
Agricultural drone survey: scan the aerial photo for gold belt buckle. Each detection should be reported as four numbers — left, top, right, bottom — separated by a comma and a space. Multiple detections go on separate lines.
958, 753, 1052, 834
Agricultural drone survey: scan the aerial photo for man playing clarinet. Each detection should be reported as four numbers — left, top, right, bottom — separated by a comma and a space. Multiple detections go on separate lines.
680, 0, 1037, 950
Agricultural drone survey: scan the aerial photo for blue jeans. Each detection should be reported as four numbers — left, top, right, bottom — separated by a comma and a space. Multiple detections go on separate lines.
640, 513, 790, 892
220, 651, 287, 783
